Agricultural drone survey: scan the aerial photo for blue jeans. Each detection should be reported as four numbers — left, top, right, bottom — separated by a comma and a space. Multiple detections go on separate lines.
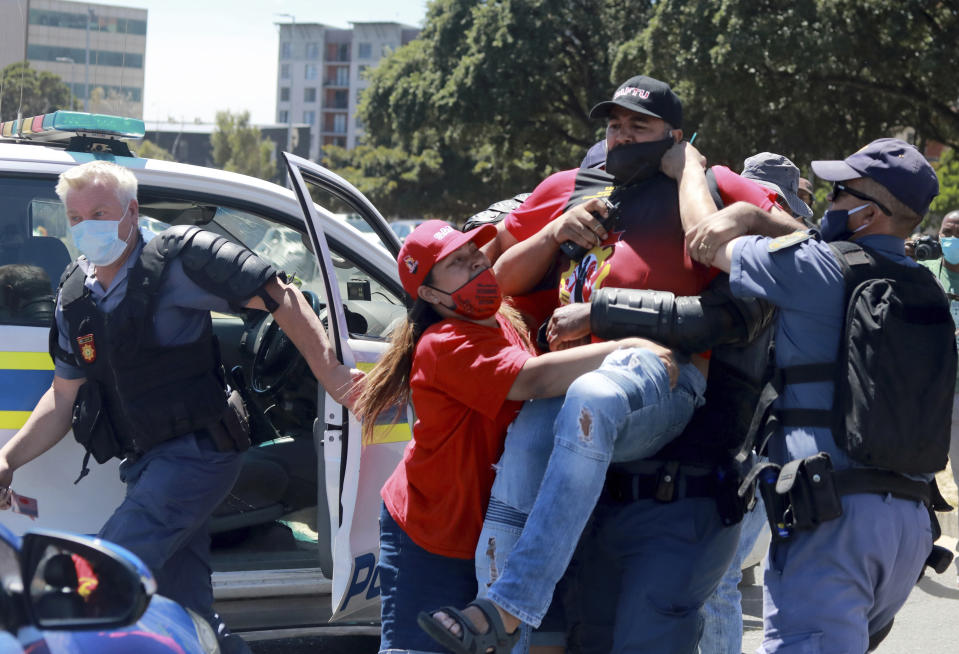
699, 491, 768, 654
378, 505, 477, 654
759, 493, 930, 653
98, 433, 244, 648
571, 495, 741, 654
478, 348, 706, 629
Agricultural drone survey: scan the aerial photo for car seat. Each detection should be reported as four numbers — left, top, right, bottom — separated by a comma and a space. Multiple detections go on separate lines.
35, 553, 86, 620
21, 236, 71, 293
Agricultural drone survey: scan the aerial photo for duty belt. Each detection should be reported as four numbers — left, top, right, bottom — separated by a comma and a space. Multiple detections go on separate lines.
832, 468, 946, 509
603, 461, 719, 504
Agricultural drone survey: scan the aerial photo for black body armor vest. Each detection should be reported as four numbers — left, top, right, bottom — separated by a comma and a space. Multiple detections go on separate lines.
54, 237, 228, 457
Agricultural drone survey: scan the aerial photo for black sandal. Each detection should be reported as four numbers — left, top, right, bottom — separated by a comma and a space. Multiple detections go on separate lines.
417, 597, 520, 654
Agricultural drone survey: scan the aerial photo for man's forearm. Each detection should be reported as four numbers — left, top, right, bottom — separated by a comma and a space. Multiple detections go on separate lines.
711, 237, 741, 274
258, 277, 360, 407
676, 160, 719, 234
263, 278, 342, 382
752, 204, 806, 237
492, 229, 560, 297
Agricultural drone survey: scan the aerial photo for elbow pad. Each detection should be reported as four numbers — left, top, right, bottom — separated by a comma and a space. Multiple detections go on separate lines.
590, 276, 774, 353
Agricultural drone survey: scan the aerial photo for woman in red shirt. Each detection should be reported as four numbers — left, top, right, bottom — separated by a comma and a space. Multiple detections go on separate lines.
355, 220, 671, 653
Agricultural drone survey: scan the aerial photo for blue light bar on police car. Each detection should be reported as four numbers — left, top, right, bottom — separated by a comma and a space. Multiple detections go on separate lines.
0, 111, 145, 141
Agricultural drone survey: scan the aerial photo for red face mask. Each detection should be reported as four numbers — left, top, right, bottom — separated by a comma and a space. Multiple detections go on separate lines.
438, 267, 502, 320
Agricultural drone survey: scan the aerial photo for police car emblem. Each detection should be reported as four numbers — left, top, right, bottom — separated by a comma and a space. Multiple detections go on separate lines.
768, 230, 812, 252
76, 333, 96, 363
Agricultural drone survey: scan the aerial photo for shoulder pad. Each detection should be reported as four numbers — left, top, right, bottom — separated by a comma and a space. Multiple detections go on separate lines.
56, 261, 88, 307
150, 224, 203, 259
463, 193, 532, 232
58, 260, 81, 288
767, 230, 813, 253
171, 227, 278, 309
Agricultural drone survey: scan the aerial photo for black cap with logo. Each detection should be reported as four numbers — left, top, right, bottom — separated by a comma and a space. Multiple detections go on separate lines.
589, 75, 683, 129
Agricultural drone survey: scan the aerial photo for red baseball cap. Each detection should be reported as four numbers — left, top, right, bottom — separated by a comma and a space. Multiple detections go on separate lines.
397, 220, 497, 299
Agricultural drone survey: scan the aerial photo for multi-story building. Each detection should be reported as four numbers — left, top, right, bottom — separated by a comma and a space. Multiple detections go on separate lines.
275, 20, 419, 162
0, 0, 147, 118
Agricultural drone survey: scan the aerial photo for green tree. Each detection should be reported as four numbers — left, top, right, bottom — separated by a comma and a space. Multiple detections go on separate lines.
333, 0, 655, 219
0, 61, 75, 122
211, 110, 276, 181
135, 139, 174, 161
930, 148, 959, 229
332, 0, 959, 219
620, 0, 959, 169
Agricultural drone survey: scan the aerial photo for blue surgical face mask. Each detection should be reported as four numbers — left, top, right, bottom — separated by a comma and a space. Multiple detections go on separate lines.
818, 203, 869, 242
941, 237, 959, 264
70, 207, 134, 266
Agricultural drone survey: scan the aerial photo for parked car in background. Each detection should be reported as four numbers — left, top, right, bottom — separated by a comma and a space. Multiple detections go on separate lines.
332, 212, 389, 250
0, 522, 215, 653
387, 219, 424, 243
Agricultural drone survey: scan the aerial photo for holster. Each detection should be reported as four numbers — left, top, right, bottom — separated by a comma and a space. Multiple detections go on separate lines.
776, 453, 843, 532
202, 389, 252, 453
742, 453, 842, 542
713, 464, 751, 526
224, 388, 252, 451
71, 381, 124, 464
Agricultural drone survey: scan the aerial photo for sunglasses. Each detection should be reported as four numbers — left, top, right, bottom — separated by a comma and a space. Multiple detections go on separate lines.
829, 182, 891, 215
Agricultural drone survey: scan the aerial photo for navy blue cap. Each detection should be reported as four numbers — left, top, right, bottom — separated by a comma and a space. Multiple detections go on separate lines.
811, 138, 939, 217
589, 75, 683, 129
580, 140, 606, 169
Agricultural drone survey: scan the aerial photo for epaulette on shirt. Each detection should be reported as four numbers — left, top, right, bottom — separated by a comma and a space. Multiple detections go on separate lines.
768, 230, 814, 253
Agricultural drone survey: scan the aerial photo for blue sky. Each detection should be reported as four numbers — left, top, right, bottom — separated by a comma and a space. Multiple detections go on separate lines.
92, 0, 429, 124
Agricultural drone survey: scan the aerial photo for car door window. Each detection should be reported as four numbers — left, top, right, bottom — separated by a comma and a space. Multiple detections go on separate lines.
212, 207, 405, 338
0, 178, 72, 327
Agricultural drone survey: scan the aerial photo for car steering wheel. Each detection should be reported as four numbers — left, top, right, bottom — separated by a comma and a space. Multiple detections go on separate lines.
250, 290, 325, 396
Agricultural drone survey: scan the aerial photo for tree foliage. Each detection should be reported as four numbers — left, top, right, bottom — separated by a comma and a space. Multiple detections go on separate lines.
0, 62, 75, 122
622, 0, 959, 169
211, 110, 276, 181
330, 0, 959, 220
931, 148, 959, 224
333, 0, 654, 219
134, 139, 174, 161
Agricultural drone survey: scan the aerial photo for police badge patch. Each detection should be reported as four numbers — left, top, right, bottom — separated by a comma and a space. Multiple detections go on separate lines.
768, 230, 813, 252
76, 333, 96, 363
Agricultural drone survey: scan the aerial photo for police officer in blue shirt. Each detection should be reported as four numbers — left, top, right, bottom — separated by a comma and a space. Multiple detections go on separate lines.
0, 161, 361, 654
671, 138, 946, 652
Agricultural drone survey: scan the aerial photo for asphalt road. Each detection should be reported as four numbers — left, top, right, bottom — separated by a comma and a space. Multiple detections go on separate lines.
249, 535, 959, 654
742, 534, 959, 654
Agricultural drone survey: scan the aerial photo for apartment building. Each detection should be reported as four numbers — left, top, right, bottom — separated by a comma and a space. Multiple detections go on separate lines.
275, 21, 419, 162
0, 0, 146, 119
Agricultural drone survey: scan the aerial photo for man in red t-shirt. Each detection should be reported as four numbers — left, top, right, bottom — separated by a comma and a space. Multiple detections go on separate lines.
440, 76, 805, 653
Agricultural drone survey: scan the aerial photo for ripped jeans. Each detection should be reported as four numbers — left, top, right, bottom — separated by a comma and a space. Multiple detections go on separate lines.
476, 347, 706, 629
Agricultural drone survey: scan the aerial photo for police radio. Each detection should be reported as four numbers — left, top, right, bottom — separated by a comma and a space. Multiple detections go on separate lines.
560, 195, 621, 262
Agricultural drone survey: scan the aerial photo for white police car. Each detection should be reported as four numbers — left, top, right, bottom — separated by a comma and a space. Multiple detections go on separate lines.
0, 111, 414, 640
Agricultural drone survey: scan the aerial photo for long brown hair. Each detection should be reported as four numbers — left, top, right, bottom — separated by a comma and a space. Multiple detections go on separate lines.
354, 295, 532, 446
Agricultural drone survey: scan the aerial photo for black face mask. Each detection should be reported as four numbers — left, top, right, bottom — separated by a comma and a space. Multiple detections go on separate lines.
605, 136, 674, 185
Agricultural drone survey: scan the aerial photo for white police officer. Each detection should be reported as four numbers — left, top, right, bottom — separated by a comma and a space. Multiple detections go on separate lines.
0, 160, 360, 654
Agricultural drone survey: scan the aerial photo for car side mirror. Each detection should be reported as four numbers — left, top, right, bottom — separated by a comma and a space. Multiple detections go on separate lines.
19, 530, 157, 630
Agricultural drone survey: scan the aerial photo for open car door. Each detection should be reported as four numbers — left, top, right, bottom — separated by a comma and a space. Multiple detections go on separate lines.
284, 154, 413, 622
